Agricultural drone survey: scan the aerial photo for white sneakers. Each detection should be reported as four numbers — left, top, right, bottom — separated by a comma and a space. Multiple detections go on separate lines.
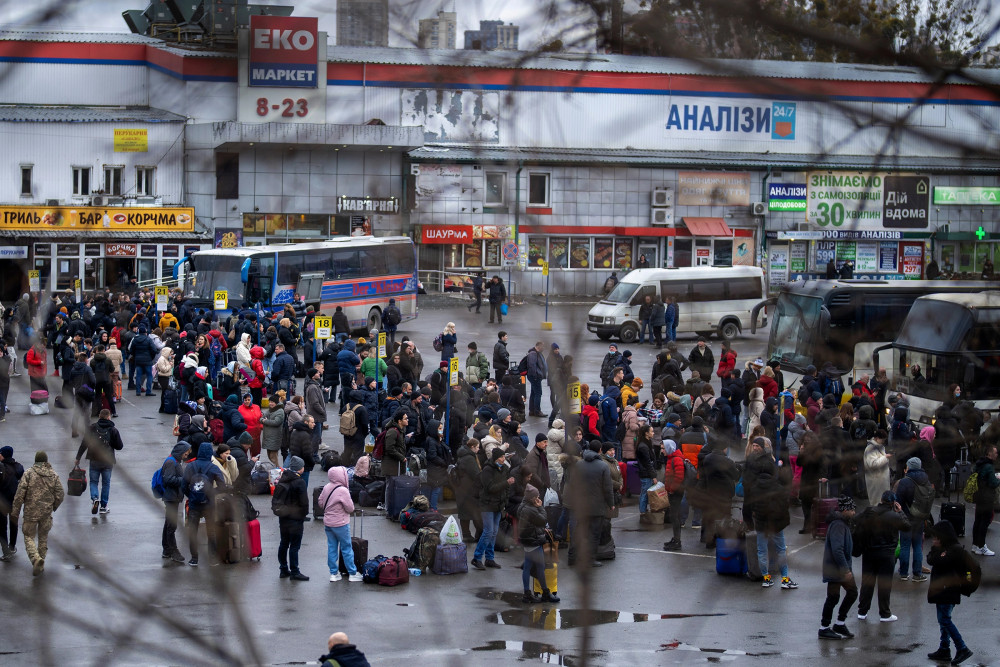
974, 545, 995, 556
329, 573, 342, 582
348, 573, 364, 582
880, 615, 898, 622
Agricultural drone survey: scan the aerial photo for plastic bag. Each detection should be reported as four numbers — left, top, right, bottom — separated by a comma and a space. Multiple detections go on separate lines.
544, 487, 560, 507
647, 481, 670, 512
440, 515, 463, 545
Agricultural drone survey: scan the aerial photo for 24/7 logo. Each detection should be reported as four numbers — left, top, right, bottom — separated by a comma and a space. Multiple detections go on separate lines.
771, 102, 795, 140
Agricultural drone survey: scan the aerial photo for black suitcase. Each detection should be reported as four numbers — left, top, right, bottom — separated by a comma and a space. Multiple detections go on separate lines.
163, 388, 178, 414
338, 510, 369, 575
953, 448, 974, 494
218, 520, 246, 564
313, 486, 325, 519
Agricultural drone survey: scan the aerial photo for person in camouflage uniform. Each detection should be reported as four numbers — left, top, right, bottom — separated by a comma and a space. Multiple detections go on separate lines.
10, 451, 64, 576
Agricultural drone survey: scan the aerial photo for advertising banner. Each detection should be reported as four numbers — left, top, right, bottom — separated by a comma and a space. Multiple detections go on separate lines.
421, 225, 473, 244
807, 172, 929, 230
768, 245, 789, 290
113, 129, 147, 152
856, 241, 878, 273
249, 16, 318, 88
0, 206, 194, 232
879, 242, 898, 272
678, 172, 751, 207
768, 182, 807, 211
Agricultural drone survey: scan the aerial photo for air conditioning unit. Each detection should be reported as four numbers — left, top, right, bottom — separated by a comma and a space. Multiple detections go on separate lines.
652, 187, 673, 208
796, 222, 813, 231
91, 195, 106, 206
751, 202, 767, 216
651, 208, 674, 225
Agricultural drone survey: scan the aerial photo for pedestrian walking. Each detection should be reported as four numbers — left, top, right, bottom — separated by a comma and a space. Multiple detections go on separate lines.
0, 445, 25, 560
74, 409, 124, 515
471, 448, 513, 571
487, 276, 506, 324
818, 495, 858, 640
467, 273, 483, 314
318, 466, 364, 582
855, 491, 909, 622
159, 442, 191, 564
925, 520, 974, 664
10, 451, 64, 576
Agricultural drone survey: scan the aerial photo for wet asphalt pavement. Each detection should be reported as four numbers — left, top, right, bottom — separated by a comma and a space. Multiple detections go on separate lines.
1, 297, 998, 666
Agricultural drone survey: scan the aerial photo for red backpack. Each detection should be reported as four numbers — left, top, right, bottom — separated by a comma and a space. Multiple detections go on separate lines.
209, 418, 225, 445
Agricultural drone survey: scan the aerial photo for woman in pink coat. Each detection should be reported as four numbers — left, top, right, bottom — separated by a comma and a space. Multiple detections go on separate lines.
318, 466, 363, 582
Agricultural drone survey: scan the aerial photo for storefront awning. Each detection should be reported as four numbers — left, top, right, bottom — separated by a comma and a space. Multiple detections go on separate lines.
682, 217, 732, 236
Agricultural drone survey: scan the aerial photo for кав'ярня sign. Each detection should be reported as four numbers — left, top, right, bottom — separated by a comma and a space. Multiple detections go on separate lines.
0, 206, 195, 232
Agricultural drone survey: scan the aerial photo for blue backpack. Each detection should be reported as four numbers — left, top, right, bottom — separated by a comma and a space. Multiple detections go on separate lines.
362, 555, 388, 583
151, 456, 173, 499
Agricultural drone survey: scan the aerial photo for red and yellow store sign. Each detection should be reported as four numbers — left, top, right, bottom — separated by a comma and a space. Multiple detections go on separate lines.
0, 206, 195, 233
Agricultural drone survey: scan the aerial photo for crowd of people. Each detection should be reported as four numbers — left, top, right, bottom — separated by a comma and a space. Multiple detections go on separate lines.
0, 286, 995, 664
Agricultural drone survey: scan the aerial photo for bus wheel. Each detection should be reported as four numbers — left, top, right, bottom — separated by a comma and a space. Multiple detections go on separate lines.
619, 323, 639, 343
367, 308, 382, 332
718, 320, 740, 341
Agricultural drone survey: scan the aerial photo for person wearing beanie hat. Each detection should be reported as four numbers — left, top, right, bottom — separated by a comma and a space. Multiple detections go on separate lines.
516, 481, 560, 603
894, 454, 934, 581
465, 341, 490, 390
496, 407, 511, 423
0, 443, 23, 560
472, 446, 512, 570
819, 494, 858, 639
524, 434, 550, 496
854, 489, 908, 623
274, 454, 310, 581
10, 449, 63, 575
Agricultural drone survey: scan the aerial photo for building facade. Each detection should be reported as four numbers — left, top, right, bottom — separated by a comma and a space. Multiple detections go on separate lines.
464, 20, 519, 51
418, 12, 457, 50
336, 0, 389, 47
0, 26, 999, 301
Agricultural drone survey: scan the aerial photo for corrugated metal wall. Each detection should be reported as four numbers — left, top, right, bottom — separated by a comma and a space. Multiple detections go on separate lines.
0, 62, 148, 106
1, 122, 185, 204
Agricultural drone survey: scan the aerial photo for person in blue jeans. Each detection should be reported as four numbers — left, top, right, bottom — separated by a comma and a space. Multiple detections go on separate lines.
635, 425, 657, 520
73, 410, 124, 515
895, 457, 929, 581
318, 466, 364, 582
472, 448, 513, 571
926, 520, 974, 665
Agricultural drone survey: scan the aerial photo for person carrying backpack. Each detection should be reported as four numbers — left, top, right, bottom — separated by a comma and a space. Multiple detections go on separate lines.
382, 298, 402, 347
925, 521, 975, 664
894, 457, 933, 582
158, 442, 191, 564
272, 455, 310, 581
74, 410, 124, 515
182, 442, 227, 566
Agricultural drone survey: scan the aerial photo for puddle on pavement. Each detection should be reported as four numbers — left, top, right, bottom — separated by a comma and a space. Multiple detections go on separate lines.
396, 603, 415, 606
492, 608, 725, 630
471, 640, 606, 665
660, 641, 747, 662
477, 589, 538, 605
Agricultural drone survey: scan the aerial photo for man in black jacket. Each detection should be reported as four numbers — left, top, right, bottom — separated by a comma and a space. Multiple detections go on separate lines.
159, 442, 191, 563
493, 331, 510, 383
74, 409, 125, 515
89, 345, 117, 418
856, 491, 910, 622
274, 456, 310, 581
487, 276, 506, 324
566, 441, 614, 568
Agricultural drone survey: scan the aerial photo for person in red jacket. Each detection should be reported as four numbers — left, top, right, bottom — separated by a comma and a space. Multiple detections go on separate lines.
662, 439, 687, 551
759, 366, 779, 400
716, 340, 737, 379
581, 395, 601, 441
25, 341, 47, 394
248, 346, 266, 406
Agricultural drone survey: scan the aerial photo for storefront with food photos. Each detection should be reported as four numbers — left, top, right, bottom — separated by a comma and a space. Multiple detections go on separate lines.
0, 205, 207, 295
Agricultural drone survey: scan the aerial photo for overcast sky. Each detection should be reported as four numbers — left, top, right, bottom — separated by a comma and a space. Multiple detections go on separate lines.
0, 0, 603, 51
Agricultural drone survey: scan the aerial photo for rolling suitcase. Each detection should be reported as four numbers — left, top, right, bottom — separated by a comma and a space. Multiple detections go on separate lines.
626, 461, 641, 497
532, 563, 558, 595
812, 481, 838, 539
245, 519, 262, 560
953, 448, 974, 494
432, 542, 468, 575
940, 478, 966, 538
339, 511, 369, 575
716, 537, 748, 576
385, 475, 419, 521
162, 388, 178, 414
219, 521, 246, 564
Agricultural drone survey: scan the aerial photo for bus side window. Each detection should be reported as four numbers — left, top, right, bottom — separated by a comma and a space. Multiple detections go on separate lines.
661, 281, 693, 303
360, 247, 386, 275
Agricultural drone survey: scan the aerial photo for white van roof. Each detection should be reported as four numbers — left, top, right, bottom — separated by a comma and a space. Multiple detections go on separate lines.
618, 266, 764, 281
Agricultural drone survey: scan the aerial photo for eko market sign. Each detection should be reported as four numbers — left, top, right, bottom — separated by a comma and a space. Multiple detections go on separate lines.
806, 172, 929, 231
337, 197, 399, 214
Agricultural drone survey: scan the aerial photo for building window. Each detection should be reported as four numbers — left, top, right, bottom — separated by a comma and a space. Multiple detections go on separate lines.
485, 172, 506, 205
136, 167, 155, 196
73, 167, 91, 196
103, 166, 124, 196
528, 173, 549, 207
20, 165, 32, 196
216, 153, 239, 200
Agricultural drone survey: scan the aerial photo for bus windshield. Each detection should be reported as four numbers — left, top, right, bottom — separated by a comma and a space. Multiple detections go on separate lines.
605, 282, 639, 303
768, 293, 822, 371
894, 301, 974, 352
184, 255, 247, 303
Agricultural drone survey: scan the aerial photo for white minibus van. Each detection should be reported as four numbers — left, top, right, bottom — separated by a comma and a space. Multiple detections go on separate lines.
586, 266, 766, 343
